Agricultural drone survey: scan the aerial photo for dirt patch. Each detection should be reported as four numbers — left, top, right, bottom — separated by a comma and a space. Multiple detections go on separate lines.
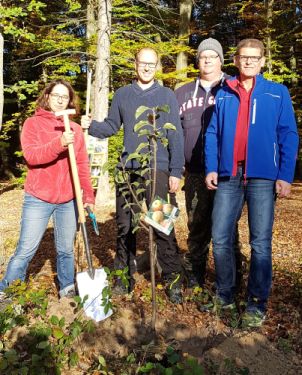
204, 332, 301, 374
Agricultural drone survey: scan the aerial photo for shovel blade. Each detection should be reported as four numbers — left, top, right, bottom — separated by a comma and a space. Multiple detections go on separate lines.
76, 268, 113, 322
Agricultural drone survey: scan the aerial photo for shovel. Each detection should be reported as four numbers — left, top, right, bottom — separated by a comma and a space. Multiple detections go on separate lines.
56, 109, 112, 322
55, 109, 95, 279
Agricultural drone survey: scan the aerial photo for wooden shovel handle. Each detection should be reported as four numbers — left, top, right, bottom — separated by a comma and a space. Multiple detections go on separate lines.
62, 113, 86, 224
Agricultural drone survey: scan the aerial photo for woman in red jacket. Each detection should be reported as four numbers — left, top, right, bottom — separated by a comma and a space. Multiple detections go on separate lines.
0, 79, 95, 299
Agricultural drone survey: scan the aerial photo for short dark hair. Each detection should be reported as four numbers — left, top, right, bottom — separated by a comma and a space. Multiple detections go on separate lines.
235, 39, 265, 57
36, 79, 80, 114
135, 47, 159, 62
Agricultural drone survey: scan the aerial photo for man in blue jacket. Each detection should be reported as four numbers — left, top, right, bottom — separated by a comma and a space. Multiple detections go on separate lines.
205, 39, 298, 327
81, 47, 184, 303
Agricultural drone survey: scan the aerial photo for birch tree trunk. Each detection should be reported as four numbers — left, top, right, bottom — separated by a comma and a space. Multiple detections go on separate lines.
0, 32, 3, 131
175, 0, 193, 86
94, 0, 112, 205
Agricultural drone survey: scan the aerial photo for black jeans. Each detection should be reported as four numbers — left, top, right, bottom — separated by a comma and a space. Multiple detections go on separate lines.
114, 169, 182, 278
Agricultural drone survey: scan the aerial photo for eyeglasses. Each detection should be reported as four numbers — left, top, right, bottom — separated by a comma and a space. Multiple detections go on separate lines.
136, 61, 157, 69
199, 55, 219, 61
50, 93, 70, 101
237, 55, 262, 63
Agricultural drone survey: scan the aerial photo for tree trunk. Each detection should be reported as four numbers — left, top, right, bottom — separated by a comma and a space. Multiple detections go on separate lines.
175, 0, 193, 86
94, 0, 112, 205
0, 32, 3, 132
154, 34, 163, 86
265, 0, 274, 75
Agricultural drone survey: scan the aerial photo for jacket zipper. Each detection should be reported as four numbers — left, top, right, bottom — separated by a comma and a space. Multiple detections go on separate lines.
244, 89, 256, 183
273, 142, 277, 167
252, 99, 257, 124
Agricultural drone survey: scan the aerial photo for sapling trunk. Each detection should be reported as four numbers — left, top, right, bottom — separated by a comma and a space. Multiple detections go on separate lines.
149, 226, 157, 329
149, 109, 157, 330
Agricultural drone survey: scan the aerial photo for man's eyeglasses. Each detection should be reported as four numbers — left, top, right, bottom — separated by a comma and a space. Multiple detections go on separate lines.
237, 55, 262, 63
50, 93, 70, 101
136, 61, 157, 69
199, 55, 219, 61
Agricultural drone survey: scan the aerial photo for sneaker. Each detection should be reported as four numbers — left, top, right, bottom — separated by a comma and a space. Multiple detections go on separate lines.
0, 291, 12, 312
241, 310, 266, 328
65, 289, 76, 299
60, 288, 76, 299
198, 295, 234, 313
199, 296, 239, 326
164, 273, 183, 304
0, 291, 7, 301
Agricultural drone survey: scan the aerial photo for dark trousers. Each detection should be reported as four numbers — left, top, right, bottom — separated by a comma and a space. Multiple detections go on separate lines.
114, 169, 182, 278
183, 171, 242, 286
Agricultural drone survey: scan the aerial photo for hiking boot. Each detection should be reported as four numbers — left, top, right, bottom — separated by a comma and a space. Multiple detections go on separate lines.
164, 273, 183, 304
241, 310, 266, 328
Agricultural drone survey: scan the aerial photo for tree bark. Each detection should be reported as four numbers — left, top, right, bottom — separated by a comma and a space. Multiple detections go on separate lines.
0, 32, 3, 132
94, 0, 112, 205
265, 0, 274, 75
175, 0, 193, 85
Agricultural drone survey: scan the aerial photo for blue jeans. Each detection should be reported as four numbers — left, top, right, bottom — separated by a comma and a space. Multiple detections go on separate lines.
212, 169, 275, 313
0, 193, 77, 297
183, 171, 242, 287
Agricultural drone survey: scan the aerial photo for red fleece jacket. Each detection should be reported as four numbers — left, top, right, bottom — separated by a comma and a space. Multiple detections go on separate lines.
21, 108, 95, 205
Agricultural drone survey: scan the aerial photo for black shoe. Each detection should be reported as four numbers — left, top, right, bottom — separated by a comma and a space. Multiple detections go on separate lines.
164, 273, 183, 304
186, 272, 200, 289
112, 278, 129, 295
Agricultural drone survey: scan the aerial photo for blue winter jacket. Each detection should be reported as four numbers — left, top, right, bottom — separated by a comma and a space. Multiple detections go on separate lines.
205, 74, 299, 183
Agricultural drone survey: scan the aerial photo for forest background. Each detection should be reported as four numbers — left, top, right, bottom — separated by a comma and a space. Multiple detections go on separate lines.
0, 0, 302, 188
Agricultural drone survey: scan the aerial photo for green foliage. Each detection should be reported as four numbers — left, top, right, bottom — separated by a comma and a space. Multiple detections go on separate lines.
112, 104, 175, 234
108, 127, 124, 179
141, 286, 165, 310
0, 281, 96, 374
88, 346, 205, 375
101, 266, 130, 314
1, 0, 302, 179
136, 346, 204, 374
277, 337, 293, 354
93, 355, 115, 375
